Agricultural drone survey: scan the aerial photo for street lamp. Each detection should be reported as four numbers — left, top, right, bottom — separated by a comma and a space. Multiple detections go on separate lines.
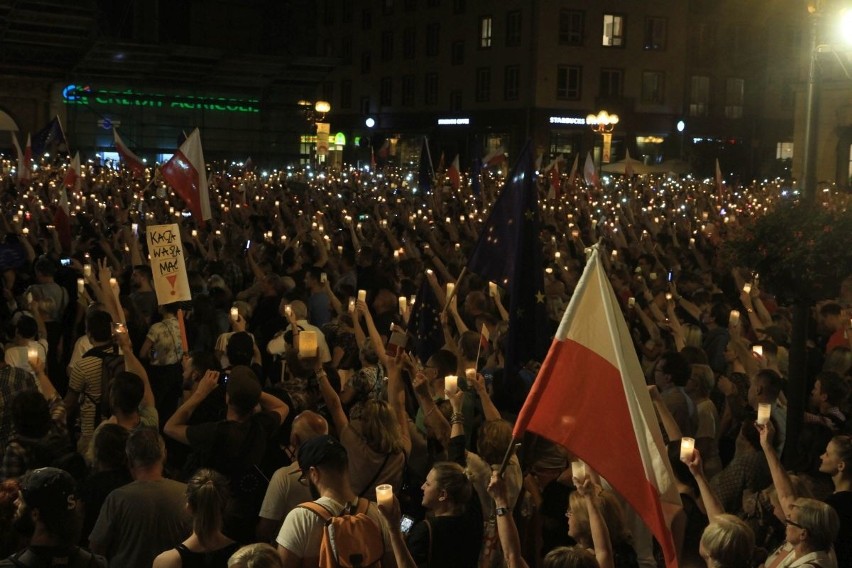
586, 109, 619, 165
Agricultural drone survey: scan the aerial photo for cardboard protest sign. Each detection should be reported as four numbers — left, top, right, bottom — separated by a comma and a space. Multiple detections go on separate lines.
146, 224, 191, 304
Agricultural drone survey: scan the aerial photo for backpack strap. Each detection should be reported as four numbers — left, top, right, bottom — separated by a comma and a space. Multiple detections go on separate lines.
299, 500, 334, 523
354, 497, 371, 515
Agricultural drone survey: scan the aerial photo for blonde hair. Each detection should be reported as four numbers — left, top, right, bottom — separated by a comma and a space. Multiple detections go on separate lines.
700, 514, 754, 568
792, 498, 840, 551
228, 543, 282, 568
568, 490, 630, 548
682, 323, 703, 348
359, 399, 404, 454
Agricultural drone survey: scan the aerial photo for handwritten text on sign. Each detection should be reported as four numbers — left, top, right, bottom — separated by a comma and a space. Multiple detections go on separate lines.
146, 224, 191, 304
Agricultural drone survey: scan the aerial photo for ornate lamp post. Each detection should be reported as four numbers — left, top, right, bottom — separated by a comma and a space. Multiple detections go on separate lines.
586, 110, 619, 166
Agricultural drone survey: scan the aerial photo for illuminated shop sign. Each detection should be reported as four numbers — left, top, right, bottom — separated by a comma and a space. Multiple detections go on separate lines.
549, 116, 586, 125
61, 85, 260, 113
437, 117, 470, 125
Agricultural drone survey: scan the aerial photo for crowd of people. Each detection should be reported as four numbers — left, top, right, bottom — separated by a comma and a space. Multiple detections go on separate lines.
0, 155, 850, 568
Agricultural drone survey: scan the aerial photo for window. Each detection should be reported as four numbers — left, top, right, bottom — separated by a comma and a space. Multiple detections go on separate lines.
602, 14, 625, 47
504, 65, 520, 100
599, 68, 623, 98
451, 40, 465, 65
424, 73, 438, 105
323, 0, 335, 24
341, 80, 352, 109
777, 142, 793, 160
383, 0, 394, 15
403, 28, 416, 59
725, 78, 744, 118
381, 30, 394, 61
480, 16, 492, 48
641, 71, 665, 104
696, 23, 716, 63
402, 75, 415, 106
453, 0, 465, 14
361, 51, 371, 73
450, 90, 462, 111
362, 8, 372, 30
426, 23, 440, 56
380, 77, 393, 106
341, 37, 353, 64
360, 97, 371, 115
556, 65, 582, 100
506, 10, 522, 46
644, 17, 666, 50
689, 75, 710, 117
559, 9, 584, 45
476, 67, 491, 101
342, 2, 353, 23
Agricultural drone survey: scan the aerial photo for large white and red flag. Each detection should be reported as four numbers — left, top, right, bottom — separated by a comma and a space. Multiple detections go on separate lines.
483, 146, 507, 167
513, 245, 682, 568
582, 151, 598, 187
544, 154, 564, 199
567, 153, 579, 186
714, 158, 723, 195
160, 128, 211, 222
11, 133, 31, 181
63, 152, 81, 190
447, 154, 461, 190
113, 128, 145, 177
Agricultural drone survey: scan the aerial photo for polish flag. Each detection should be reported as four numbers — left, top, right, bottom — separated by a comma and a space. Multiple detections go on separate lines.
513, 245, 682, 568
63, 152, 81, 190
113, 128, 145, 177
483, 146, 507, 167
447, 154, 461, 190
715, 158, 723, 195
567, 153, 579, 186
544, 154, 564, 199
11, 133, 32, 181
160, 128, 212, 222
625, 148, 635, 178
582, 151, 598, 187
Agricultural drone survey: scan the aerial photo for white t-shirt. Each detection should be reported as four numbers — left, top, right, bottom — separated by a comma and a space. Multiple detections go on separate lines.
259, 462, 313, 522
5, 339, 48, 375
266, 321, 332, 364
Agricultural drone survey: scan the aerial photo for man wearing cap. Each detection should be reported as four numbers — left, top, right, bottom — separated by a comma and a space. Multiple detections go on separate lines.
164, 365, 289, 542
89, 428, 189, 567
256, 410, 328, 543
275, 435, 395, 568
2, 467, 107, 567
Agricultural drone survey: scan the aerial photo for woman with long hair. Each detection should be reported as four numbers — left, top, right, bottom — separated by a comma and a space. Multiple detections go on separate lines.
153, 469, 239, 568
567, 488, 637, 568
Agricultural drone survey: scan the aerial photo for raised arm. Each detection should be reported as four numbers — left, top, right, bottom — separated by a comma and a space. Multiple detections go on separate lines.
682, 448, 725, 520
756, 420, 796, 516
487, 472, 530, 568
314, 358, 349, 435
576, 478, 615, 568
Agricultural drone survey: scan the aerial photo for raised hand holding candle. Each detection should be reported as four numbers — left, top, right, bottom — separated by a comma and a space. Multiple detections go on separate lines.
743, 283, 752, 294
398, 297, 407, 314
445, 375, 458, 396
298, 331, 319, 358
571, 460, 587, 482
375, 484, 394, 508
446, 283, 455, 297
348, 299, 356, 313
680, 437, 695, 461
230, 307, 239, 321
77, 278, 85, 295
729, 310, 740, 326
83, 264, 92, 278
465, 368, 476, 381
489, 281, 497, 297
757, 403, 771, 425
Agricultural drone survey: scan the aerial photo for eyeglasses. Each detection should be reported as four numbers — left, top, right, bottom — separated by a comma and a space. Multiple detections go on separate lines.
785, 518, 805, 529
297, 467, 313, 486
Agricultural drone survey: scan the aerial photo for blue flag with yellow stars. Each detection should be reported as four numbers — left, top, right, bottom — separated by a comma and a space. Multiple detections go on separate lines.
409, 278, 444, 364
466, 140, 549, 377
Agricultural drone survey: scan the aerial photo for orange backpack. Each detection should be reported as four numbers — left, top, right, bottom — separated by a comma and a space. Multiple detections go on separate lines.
300, 498, 385, 568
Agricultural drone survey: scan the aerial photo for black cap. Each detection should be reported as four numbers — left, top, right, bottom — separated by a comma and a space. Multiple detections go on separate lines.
298, 435, 347, 472
226, 365, 261, 414
19, 468, 77, 521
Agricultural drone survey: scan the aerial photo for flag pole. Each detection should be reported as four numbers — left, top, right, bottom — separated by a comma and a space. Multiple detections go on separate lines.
474, 322, 485, 367
498, 441, 522, 477
442, 266, 467, 314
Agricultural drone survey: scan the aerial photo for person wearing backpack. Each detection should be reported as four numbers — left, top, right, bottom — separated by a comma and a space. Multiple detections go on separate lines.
276, 435, 396, 568
0, 467, 107, 568
64, 311, 118, 453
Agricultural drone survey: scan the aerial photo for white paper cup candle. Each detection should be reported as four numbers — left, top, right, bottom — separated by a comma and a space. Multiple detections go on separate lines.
348, 299, 356, 313
628, 297, 636, 307
77, 278, 85, 295
465, 368, 476, 381
680, 437, 695, 461
445, 375, 458, 395
27, 347, 37, 363
571, 460, 587, 482
757, 403, 772, 425
298, 331, 318, 358
729, 310, 740, 326
743, 283, 752, 294
375, 484, 394, 508
446, 283, 455, 297
83, 264, 92, 278
489, 281, 497, 297
358, 289, 367, 303
752, 345, 763, 357
398, 297, 407, 314
230, 307, 239, 321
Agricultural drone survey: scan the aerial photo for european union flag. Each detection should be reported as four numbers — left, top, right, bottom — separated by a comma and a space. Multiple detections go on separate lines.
408, 278, 444, 364
31, 116, 67, 157
466, 140, 548, 377
418, 137, 433, 194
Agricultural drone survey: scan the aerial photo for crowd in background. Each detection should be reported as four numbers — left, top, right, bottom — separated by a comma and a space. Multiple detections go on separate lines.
0, 156, 850, 568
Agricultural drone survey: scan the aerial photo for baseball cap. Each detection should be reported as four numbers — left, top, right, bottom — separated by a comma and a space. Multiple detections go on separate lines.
225, 365, 262, 415
19, 468, 77, 520
298, 435, 347, 472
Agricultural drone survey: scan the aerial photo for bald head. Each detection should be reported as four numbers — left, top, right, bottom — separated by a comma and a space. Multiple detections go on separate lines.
290, 410, 329, 448
290, 300, 308, 320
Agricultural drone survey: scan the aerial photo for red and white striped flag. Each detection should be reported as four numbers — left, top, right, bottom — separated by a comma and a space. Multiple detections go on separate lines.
544, 154, 564, 200
514, 245, 682, 568
447, 154, 461, 190
113, 128, 145, 177
11, 133, 31, 182
567, 153, 579, 186
583, 151, 598, 187
160, 128, 211, 222
63, 152, 81, 191
483, 146, 507, 167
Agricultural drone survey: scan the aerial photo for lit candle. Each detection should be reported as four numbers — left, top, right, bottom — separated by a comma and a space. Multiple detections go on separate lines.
192, 229, 198, 238
27, 347, 38, 363
298, 331, 318, 358
22, 227, 29, 235
680, 437, 695, 461
83, 264, 92, 278
489, 281, 497, 297
446, 283, 455, 298
77, 278, 85, 295
689, 237, 696, 247
284, 305, 292, 317
465, 368, 476, 381
555, 251, 561, 260
358, 289, 367, 303
393, 250, 399, 260
444, 375, 458, 395
729, 310, 740, 326
665, 292, 673, 301
348, 299, 356, 312
649, 272, 657, 280
230, 307, 239, 321
571, 460, 587, 482
109, 278, 117, 289
743, 283, 752, 294
337, 245, 343, 254
375, 484, 394, 508
757, 403, 772, 426
628, 297, 636, 307
398, 297, 407, 314
611, 250, 617, 259
752, 345, 763, 357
